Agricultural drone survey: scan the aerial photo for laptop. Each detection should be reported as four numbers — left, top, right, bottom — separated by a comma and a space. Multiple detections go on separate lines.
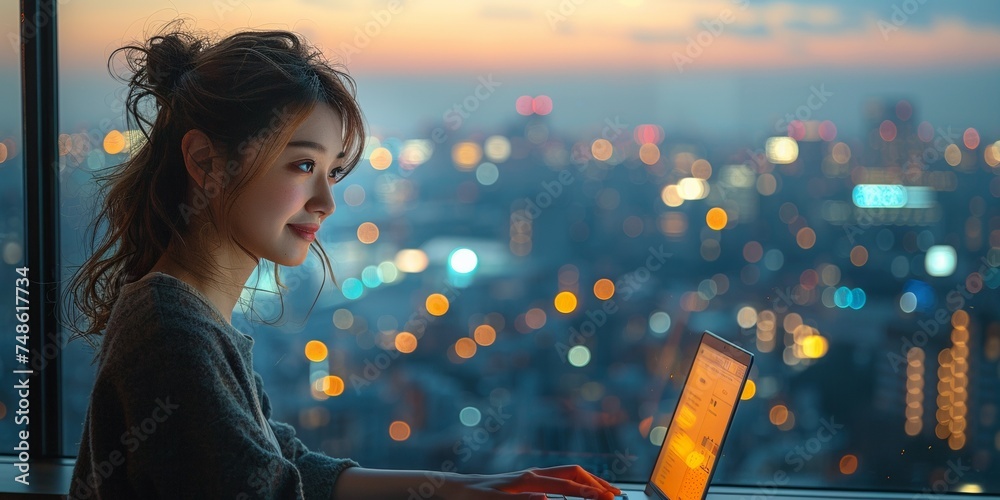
549, 330, 754, 500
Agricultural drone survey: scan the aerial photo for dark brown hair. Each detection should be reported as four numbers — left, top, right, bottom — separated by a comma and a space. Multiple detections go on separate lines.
61, 18, 367, 359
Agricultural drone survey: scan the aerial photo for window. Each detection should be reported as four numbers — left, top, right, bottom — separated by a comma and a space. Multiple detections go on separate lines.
0, 0, 26, 454
46, 0, 1000, 494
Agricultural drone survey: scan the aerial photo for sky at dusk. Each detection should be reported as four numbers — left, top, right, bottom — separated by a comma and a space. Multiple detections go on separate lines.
2, 0, 1000, 141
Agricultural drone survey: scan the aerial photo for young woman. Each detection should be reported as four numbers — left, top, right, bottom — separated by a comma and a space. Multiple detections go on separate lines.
62, 19, 621, 500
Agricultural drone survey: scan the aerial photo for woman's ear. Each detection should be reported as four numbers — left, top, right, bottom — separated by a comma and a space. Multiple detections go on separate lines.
180, 129, 224, 191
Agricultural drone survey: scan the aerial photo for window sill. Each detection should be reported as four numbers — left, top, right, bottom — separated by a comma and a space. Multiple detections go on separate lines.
0, 459, 996, 499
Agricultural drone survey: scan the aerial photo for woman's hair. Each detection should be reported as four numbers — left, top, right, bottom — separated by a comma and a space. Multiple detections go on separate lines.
61, 18, 367, 359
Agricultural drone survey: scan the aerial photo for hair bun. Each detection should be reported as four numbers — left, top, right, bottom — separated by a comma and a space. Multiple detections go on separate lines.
145, 32, 201, 95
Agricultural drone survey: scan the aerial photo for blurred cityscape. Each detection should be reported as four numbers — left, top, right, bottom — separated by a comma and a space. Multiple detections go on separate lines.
2, 93, 996, 493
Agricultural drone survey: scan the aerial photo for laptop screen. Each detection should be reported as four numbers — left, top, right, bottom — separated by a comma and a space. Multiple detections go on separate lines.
647, 332, 752, 500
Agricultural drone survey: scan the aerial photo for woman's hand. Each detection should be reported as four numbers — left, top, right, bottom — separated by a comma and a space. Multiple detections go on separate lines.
439, 465, 622, 500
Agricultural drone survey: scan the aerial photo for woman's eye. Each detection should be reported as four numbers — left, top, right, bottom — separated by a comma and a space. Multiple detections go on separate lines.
330, 166, 346, 181
295, 160, 315, 173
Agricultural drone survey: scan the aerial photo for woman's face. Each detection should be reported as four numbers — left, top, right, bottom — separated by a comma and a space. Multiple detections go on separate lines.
230, 103, 346, 267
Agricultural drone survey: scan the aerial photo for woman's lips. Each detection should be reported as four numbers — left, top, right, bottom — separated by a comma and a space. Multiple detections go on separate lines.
288, 224, 317, 242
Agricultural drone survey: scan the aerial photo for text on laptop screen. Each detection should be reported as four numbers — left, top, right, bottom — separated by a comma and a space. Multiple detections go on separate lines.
649, 342, 748, 499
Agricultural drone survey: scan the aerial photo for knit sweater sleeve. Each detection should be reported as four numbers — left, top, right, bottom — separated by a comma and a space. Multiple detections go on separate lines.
112, 322, 312, 499
252, 370, 360, 500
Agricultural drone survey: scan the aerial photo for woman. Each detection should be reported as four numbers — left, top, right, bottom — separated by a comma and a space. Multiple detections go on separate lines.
63, 18, 621, 500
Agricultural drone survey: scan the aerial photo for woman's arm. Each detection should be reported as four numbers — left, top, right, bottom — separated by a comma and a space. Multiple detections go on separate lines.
331, 465, 621, 500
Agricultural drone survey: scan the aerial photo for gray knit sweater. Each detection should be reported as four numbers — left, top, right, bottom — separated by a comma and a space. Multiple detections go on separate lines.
70, 272, 359, 499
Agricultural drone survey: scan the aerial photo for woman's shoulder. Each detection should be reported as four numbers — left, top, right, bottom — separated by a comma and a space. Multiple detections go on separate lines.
102, 273, 251, 361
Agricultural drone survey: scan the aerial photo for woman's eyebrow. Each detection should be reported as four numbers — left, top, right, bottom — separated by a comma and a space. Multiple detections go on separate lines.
287, 140, 346, 158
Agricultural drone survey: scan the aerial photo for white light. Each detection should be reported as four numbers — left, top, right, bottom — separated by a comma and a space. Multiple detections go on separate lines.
677, 177, 708, 200
394, 249, 428, 273
765, 137, 798, 164
899, 292, 917, 313
568, 345, 591, 367
459, 407, 482, 426
649, 426, 667, 446
925, 245, 956, 277
449, 248, 478, 274
649, 312, 671, 336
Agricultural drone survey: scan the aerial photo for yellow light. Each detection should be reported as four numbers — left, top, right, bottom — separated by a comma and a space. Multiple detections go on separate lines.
554, 291, 578, 314
304, 340, 328, 362
691, 159, 712, 179
455, 338, 477, 359
593, 279, 615, 300
103, 130, 125, 155
985, 141, 1000, 167
741, 379, 756, 400
323, 375, 345, 397
757, 173, 777, 195
951, 310, 969, 328
796, 227, 816, 249
802, 335, 828, 358
395, 331, 418, 353
737, 306, 758, 329
389, 421, 411, 441
369, 147, 392, 170
425, 294, 450, 316
769, 405, 789, 426
452, 142, 482, 170
944, 144, 961, 167
839, 454, 858, 475
639, 143, 660, 165
957, 484, 984, 494
357, 222, 379, 244
706, 207, 728, 230
831, 142, 851, 163
591, 139, 613, 161
660, 184, 683, 207
473, 325, 496, 346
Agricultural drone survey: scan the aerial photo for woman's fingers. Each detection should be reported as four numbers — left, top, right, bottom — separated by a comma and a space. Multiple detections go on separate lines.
532, 465, 622, 495
511, 472, 613, 500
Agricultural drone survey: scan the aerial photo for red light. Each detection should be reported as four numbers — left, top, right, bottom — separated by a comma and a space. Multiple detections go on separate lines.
633, 124, 664, 145
532, 95, 553, 115
787, 120, 806, 141
819, 120, 837, 141
879, 120, 897, 142
917, 121, 933, 142
963, 128, 980, 150
515, 96, 534, 116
